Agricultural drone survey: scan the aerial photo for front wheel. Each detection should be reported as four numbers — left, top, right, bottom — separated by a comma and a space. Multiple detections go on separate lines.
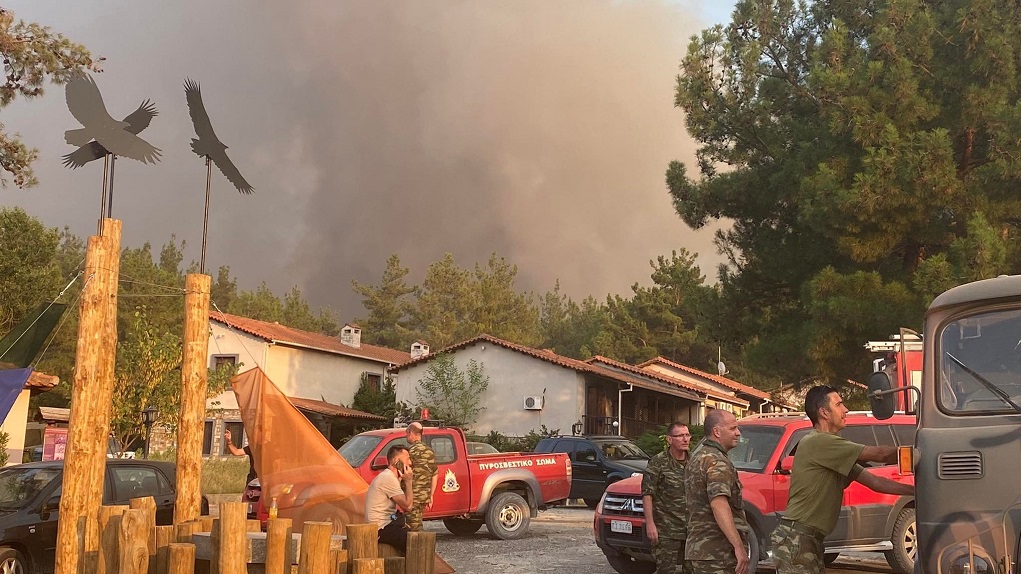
0, 547, 27, 574
601, 547, 654, 574
746, 527, 760, 572
824, 553, 840, 566
485, 492, 531, 540
886, 507, 917, 574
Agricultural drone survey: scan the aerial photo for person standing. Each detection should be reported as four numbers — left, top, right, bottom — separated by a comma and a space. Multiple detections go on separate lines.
643, 422, 692, 574
365, 445, 415, 550
771, 385, 913, 574
405, 422, 438, 531
685, 410, 749, 574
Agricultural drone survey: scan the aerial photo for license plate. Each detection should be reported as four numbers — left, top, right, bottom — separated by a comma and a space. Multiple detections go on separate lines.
610, 520, 633, 534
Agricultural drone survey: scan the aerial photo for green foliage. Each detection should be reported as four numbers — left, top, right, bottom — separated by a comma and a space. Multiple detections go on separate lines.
201, 457, 250, 494
351, 375, 408, 422
0, 208, 63, 334
227, 281, 338, 336
0, 9, 99, 187
633, 424, 704, 457
415, 353, 490, 429
472, 425, 559, 453
0, 431, 8, 467
352, 254, 415, 348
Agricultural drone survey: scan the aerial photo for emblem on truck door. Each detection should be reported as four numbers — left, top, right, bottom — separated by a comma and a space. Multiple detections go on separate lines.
441, 469, 460, 493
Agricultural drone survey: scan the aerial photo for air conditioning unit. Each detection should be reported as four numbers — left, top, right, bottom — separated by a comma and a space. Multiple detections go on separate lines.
523, 395, 543, 410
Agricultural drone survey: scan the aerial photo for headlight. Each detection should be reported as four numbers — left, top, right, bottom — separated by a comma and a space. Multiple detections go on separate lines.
595, 491, 607, 514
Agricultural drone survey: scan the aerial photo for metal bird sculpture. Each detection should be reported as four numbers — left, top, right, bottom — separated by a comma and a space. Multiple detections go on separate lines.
63, 75, 162, 164
61, 99, 158, 169
184, 78, 253, 194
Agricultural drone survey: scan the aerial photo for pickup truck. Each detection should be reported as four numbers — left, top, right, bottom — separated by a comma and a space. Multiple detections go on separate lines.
593, 413, 917, 574
246, 425, 572, 540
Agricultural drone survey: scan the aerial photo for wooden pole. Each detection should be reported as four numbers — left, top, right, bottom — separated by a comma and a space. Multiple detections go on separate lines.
168, 543, 196, 574
174, 521, 198, 544
155, 525, 174, 574
406, 531, 436, 574
197, 517, 214, 533
297, 522, 333, 574
176, 273, 211, 523
246, 519, 262, 532
129, 497, 157, 562
119, 509, 150, 574
352, 559, 384, 574
382, 557, 405, 574
264, 518, 292, 574
55, 219, 121, 574
217, 502, 247, 574
97, 505, 128, 574
345, 523, 378, 574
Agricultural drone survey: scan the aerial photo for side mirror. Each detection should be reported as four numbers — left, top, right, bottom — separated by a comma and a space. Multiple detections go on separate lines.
42, 495, 60, 513
778, 456, 794, 475
370, 455, 388, 470
868, 371, 896, 420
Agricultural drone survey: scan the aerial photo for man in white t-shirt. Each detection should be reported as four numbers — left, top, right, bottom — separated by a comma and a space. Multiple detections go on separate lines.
365, 444, 415, 550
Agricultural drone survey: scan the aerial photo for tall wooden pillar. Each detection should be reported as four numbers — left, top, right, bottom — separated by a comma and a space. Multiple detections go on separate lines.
176, 273, 211, 523
55, 218, 122, 574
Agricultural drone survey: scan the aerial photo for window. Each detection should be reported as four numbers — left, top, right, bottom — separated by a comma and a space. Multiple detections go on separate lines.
427, 435, 456, 465
201, 421, 214, 456
938, 308, 1021, 414
222, 421, 245, 454
363, 372, 383, 393
874, 425, 897, 447
841, 426, 879, 447
211, 355, 238, 369
111, 466, 165, 501
892, 424, 915, 446
574, 442, 598, 463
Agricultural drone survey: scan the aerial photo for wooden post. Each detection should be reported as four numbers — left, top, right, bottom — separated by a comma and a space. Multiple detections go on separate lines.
382, 557, 405, 574
55, 219, 122, 574
155, 525, 174, 574
129, 497, 157, 563
197, 517, 214, 532
176, 273, 211, 523
297, 522, 333, 574
97, 505, 128, 574
264, 518, 292, 574
345, 523, 378, 573
168, 543, 196, 574
247, 519, 262, 532
209, 519, 220, 574
174, 521, 198, 544
217, 502, 247, 574
351, 559, 384, 574
119, 509, 150, 574
406, 532, 435, 574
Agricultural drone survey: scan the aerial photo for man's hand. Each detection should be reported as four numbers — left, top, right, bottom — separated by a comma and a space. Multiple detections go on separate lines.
426, 496, 434, 510
646, 521, 659, 545
734, 542, 749, 574
224, 429, 233, 444
402, 466, 414, 483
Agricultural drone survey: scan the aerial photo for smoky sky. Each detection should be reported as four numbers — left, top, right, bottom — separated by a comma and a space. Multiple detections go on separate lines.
4, 1, 731, 321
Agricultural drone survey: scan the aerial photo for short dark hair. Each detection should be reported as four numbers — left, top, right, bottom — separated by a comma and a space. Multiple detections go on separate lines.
703, 409, 727, 434
387, 444, 408, 465
805, 385, 839, 425
667, 422, 688, 435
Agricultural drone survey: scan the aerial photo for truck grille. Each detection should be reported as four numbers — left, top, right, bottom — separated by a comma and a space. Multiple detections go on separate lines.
602, 494, 643, 517
938, 451, 983, 479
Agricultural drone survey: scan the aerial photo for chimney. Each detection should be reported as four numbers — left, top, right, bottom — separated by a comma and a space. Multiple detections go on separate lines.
411, 340, 430, 359
341, 323, 361, 348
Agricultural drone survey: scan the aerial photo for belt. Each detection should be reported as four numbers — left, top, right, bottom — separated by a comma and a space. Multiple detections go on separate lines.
778, 518, 826, 540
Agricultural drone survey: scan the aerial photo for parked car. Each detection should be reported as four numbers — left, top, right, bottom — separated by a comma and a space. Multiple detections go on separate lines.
466, 442, 499, 455
593, 412, 917, 574
533, 435, 649, 508
0, 459, 207, 574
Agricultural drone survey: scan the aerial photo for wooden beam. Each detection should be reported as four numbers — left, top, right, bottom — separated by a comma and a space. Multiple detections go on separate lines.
176, 273, 211, 523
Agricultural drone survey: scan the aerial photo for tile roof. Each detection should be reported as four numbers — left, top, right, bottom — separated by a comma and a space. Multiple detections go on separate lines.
27, 371, 59, 389
210, 312, 411, 365
635, 356, 771, 401
288, 397, 387, 421
586, 356, 748, 407
391, 334, 702, 402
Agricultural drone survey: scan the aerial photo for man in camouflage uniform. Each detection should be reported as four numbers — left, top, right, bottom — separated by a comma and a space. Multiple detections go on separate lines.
684, 410, 749, 574
405, 422, 438, 531
643, 422, 692, 574
771, 386, 913, 574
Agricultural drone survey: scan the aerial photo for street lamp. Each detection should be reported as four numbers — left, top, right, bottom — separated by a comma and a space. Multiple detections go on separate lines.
141, 407, 158, 459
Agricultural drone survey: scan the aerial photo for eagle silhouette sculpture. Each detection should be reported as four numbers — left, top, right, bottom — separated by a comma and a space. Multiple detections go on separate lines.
184, 79, 253, 194
61, 99, 158, 169
63, 75, 161, 164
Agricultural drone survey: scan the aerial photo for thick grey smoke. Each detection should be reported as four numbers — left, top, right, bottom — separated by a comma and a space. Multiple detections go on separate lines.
4, 1, 725, 318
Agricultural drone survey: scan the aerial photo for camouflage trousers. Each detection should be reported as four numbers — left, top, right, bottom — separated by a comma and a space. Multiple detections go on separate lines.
652, 536, 689, 574
770, 522, 826, 574
406, 495, 429, 531
689, 558, 736, 574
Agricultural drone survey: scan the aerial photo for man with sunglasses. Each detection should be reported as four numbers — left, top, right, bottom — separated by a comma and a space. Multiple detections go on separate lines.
643, 422, 693, 574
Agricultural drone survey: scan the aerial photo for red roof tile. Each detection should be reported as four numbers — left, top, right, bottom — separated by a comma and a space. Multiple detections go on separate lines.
288, 397, 387, 421
210, 312, 411, 365
635, 356, 771, 400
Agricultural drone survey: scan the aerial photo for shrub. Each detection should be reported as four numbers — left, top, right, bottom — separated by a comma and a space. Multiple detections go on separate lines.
634, 424, 705, 457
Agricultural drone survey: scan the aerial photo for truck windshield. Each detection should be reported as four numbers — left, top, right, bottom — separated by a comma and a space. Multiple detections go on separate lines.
596, 439, 648, 460
0, 466, 61, 510
729, 425, 784, 472
939, 308, 1021, 414
338, 435, 383, 467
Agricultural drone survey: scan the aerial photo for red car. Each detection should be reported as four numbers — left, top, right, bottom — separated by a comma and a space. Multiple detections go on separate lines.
594, 412, 917, 574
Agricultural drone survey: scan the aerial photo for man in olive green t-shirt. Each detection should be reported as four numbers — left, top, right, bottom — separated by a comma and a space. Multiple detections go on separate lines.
771, 385, 914, 574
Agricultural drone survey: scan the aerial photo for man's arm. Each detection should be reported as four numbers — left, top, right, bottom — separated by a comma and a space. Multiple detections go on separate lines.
858, 445, 898, 465
642, 495, 659, 544
428, 473, 438, 506
855, 469, 914, 496
392, 471, 415, 512
223, 430, 245, 456
709, 497, 749, 574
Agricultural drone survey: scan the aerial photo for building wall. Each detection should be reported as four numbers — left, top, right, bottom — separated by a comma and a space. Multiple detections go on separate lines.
0, 389, 30, 465
395, 343, 585, 437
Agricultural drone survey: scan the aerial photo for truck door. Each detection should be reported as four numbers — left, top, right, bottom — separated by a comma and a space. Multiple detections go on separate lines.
774, 429, 810, 513
425, 431, 471, 516
839, 424, 886, 544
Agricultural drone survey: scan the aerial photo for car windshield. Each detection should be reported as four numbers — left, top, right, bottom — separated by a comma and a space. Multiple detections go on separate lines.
338, 435, 383, 467
0, 466, 61, 510
938, 308, 1021, 414
729, 425, 784, 472
596, 439, 648, 460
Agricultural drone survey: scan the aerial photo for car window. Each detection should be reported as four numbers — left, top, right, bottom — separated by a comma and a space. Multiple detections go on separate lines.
841, 425, 878, 447
338, 435, 384, 467
781, 428, 812, 458
730, 425, 784, 472
111, 466, 163, 501
0, 466, 61, 510
892, 424, 916, 446
873, 425, 897, 447
574, 442, 598, 463
426, 435, 456, 465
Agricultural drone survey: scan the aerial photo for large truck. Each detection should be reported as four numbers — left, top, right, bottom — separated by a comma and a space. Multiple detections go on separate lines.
869, 274, 1021, 574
